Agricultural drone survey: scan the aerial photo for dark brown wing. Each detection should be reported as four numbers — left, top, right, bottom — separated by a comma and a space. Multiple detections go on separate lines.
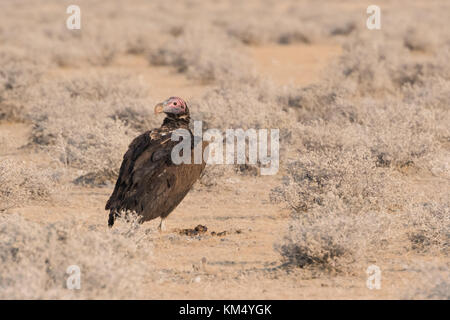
105, 129, 175, 216
105, 130, 153, 211
106, 129, 206, 226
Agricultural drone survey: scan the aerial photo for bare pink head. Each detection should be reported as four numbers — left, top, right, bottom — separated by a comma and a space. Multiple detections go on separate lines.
154, 97, 189, 116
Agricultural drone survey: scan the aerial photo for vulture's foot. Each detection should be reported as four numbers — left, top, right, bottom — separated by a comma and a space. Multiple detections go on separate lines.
158, 217, 167, 232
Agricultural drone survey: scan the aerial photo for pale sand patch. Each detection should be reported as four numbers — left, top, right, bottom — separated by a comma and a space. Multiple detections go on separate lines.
249, 44, 342, 86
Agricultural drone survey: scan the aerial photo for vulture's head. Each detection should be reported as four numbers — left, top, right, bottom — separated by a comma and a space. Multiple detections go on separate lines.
154, 97, 189, 117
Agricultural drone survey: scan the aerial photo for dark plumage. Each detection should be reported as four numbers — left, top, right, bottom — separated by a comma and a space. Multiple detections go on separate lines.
105, 97, 207, 230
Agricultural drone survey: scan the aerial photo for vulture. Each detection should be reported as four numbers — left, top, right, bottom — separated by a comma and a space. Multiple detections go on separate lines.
105, 97, 207, 230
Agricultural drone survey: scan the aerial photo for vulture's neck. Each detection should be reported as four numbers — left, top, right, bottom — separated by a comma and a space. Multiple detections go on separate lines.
161, 114, 190, 131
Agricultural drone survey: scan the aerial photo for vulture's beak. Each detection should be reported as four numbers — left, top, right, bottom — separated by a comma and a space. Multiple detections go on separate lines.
154, 102, 165, 114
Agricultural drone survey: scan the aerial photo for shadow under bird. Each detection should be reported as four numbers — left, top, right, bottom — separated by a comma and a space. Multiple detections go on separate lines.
105, 97, 207, 231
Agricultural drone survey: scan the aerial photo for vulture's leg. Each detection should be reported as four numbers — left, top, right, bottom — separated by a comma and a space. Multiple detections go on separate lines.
158, 217, 166, 232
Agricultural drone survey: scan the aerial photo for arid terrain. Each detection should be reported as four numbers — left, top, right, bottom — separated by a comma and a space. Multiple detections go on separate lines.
0, 0, 449, 299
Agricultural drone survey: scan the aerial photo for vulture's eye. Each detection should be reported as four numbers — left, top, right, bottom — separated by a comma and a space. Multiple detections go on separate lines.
173, 102, 177, 105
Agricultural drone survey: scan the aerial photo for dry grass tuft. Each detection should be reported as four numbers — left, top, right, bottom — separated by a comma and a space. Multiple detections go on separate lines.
0, 213, 154, 299
0, 159, 58, 211
278, 211, 393, 273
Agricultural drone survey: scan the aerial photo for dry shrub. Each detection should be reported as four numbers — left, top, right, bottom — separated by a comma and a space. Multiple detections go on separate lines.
0, 213, 153, 299
278, 210, 393, 273
405, 202, 449, 254
328, 34, 450, 97
219, 0, 349, 45
52, 117, 132, 171
329, 22, 356, 37
0, 0, 176, 69
361, 101, 439, 170
284, 89, 444, 171
404, 27, 438, 53
274, 93, 448, 273
274, 34, 449, 271
0, 47, 44, 101
278, 84, 345, 124
22, 72, 158, 185
0, 102, 25, 123
148, 24, 250, 83
277, 150, 406, 214
0, 159, 58, 211
277, 198, 449, 273
275, 148, 448, 272
29, 102, 136, 185
225, 17, 316, 46
328, 38, 401, 96
272, 137, 406, 272
194, 79, 292, 129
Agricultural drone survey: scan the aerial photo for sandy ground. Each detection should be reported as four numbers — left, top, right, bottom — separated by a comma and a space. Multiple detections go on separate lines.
249, 44, 342, 86
1, 42, 442, 299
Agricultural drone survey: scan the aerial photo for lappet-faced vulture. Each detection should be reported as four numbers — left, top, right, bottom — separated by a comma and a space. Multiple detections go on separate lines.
105, 97, 207, 230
